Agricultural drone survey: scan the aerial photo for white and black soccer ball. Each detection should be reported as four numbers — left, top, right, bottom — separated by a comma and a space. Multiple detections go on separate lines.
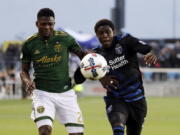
80, 53, 108, 80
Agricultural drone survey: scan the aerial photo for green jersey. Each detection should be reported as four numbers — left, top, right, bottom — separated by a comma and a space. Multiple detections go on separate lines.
21, 30, 82, 93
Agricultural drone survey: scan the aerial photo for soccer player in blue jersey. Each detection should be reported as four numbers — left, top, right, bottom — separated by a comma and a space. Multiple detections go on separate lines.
93, 19, 157, 135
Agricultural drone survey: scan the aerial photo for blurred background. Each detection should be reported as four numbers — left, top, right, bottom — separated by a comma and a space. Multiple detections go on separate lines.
0, 0, 180, 135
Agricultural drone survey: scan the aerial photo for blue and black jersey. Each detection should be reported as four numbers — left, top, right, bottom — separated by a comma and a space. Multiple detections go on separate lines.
94, 33, 152, 102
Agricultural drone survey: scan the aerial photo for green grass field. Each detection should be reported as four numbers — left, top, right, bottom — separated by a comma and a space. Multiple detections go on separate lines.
0, 97, 180, 135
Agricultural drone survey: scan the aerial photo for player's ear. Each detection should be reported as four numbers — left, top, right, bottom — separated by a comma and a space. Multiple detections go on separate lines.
36, 21, 38, 27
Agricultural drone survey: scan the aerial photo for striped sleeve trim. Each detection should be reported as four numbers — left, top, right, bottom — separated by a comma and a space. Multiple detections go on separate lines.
34, 116, 53, 123
65, 123, 84, 127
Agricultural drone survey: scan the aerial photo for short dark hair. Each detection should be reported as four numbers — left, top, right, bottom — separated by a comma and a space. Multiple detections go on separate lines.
37, 8, 55, 19
94, 19, 115, 33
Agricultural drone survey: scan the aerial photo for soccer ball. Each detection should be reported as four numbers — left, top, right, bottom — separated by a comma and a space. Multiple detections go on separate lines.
80, 53, 108, 80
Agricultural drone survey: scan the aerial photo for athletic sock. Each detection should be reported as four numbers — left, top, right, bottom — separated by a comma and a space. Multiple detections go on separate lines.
113, 126, 124, 135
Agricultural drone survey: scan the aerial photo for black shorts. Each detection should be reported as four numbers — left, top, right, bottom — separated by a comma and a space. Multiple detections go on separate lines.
104, 97, 147, 135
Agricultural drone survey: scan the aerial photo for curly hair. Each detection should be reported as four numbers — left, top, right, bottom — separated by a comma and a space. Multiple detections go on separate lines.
94, 19, 114, 33
37, 8, 55, 19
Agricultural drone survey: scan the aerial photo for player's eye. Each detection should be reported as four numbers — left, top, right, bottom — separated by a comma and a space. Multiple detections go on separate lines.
106, 30, 111, 35
40, 22, 54, 27
48, 23, 54, 26
41, 23, 47, 26
98, 31, 106, 35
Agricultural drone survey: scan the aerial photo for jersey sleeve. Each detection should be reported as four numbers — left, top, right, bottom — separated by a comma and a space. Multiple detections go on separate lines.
126, 34, 152, 55
20, 42, 31, 63
68, 36, 82, 52
68, 35, 85, 59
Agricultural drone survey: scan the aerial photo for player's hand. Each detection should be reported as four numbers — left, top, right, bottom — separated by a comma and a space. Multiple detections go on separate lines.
99, 75, 119, 91
144, 52, 157, 66
85, 49, 95, 54
25, 81, 36, 95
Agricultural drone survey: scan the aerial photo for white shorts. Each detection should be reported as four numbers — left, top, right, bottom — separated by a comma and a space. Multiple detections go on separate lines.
31, 89, 84, 133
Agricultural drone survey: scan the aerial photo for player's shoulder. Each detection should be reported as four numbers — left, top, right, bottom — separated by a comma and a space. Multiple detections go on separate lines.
54, 30, 70, 37
93, 46, 102, 53
24, 33, 38, 44
116, 32, 140, 43
116, 32, 130, 40
54, 30, 76, 43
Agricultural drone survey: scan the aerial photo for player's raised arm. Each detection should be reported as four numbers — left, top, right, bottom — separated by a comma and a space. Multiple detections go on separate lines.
126, 34, 152, 54
126, 34, 158, 65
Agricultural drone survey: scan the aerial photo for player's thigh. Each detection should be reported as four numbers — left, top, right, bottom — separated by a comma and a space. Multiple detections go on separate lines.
55, 90, 84, 133
31, 90, 56, 128
126, 119, 143, 135
126, 98, 147, 135
106, 101, 129, 127
130, 98, 147, 126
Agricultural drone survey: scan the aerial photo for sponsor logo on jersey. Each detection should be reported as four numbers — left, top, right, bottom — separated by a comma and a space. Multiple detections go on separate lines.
54, 42, 61, 52
109, 55, 129, 70
115, 43, 123, 54
37, 106, 45, 113
36, 55, 61, 63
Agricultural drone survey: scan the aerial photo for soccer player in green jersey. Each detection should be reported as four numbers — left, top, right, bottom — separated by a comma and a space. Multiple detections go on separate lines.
20, 8, 86, 135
